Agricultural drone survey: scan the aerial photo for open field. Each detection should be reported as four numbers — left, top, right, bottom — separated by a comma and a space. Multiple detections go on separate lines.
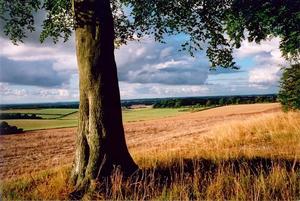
61, 107, 191, 121
0, 108, 78, 120
0, 103, 287, 179
1, 103, 299, 200
1, 108, 190, 130
2, 119, 78, 131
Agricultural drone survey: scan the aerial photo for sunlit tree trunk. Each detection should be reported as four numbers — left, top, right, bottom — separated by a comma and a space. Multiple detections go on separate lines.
70, 0, 138, 193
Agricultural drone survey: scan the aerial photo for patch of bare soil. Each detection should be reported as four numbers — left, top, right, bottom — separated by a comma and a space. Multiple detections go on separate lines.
0, 103, 281, 180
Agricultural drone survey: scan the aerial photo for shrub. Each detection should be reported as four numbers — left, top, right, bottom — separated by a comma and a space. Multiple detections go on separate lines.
0, 121, 23, 135
278, 64, 300, 110
0, 113, 42, 119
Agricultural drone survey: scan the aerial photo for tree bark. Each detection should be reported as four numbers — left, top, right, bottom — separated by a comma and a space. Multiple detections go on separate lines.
70, 0, 138, 193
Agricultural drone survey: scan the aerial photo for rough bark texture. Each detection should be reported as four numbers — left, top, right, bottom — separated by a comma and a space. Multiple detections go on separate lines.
70, 0, 138, 193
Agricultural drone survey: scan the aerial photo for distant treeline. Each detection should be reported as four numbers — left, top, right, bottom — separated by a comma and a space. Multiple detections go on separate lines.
0, 102, 79, 110
0, 113, 42, 119
0, 94, 277, 110
153, 95, 277, 108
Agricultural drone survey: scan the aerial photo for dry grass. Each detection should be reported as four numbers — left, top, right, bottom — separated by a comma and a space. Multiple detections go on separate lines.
1, 104, 299, 200
206, 112, 300, 159
0, 166, 73, 200
2, 160, 299, 200
130, 111, 300, 168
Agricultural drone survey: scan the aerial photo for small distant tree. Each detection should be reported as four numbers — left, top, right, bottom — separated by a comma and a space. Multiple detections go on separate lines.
206, 100, 212, 107
255, 96, 262, 103
278, 64, 300, 110
227, 97, 234, 105
219, 98, 225, 106
174, 99, 183, 108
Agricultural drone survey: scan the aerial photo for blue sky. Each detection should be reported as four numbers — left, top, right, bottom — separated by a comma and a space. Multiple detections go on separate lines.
0, 33, 286, 104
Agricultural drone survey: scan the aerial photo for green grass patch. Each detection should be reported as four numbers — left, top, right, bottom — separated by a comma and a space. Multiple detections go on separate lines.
123, 108, 188, 122
0, 109, 79, 120
1, 108, 190, 131
61, 108, 190, 122
35, 114, 63, 119
60, 112, 78, 120
0, 108, 78, 115
4, 119, 78, 131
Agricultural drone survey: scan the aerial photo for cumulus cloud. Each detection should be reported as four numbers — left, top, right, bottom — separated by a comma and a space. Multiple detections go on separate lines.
0, 37, 76, 71
248, 64, 281, 86
234, 38, 286, 88
0, 82, 79, 104
0, 29, 285, 103
0, 57, 70, 87
119, 82, 209, 99
234, 38, 282, 59
115, 39, 210, 85
0, 83, 27, 97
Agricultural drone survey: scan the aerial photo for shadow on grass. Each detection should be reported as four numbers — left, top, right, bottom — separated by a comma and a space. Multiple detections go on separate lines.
152, 156, 299, 179
88, 156, 300, 200
3, 156, 299, 200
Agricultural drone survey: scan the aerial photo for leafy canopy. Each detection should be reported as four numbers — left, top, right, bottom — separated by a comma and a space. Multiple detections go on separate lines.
1, 0, 299, 67
278, 64, 300, 111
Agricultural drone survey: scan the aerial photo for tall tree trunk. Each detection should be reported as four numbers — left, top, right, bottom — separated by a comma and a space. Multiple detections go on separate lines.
70, 0, 138, 193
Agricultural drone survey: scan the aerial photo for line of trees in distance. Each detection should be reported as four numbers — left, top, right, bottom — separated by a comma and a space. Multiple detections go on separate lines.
153, 94, 277, 108
0, 113, 42, 120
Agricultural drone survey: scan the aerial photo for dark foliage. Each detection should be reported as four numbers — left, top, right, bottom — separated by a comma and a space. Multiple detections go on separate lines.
0, 121, 23, 135
0, 113, 42, 119
1, 0, 299, 67
278, 64, 300, 110
153, 94, 277, 108
227, 0, 300, 62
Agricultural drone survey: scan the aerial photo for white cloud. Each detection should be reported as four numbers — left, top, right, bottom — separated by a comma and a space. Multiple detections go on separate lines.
234, 37, 282, 59
153, 59, 188, 70
0, 33, 286, 103
0, 37, 77, 71
234, 37, 286, 88
0, 83, 27, 97
249, 64, 281, 85
116, 38, 210, 85
38, 88, 74, 99
160, 47, 173, 59
119, 82, 209, 99
149, 85, 209, 96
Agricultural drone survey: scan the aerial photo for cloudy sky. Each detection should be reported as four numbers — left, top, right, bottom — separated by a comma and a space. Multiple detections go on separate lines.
0, 30, 286, 104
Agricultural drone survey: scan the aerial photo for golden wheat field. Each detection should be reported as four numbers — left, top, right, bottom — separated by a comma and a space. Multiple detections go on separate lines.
1, 103, 300, 200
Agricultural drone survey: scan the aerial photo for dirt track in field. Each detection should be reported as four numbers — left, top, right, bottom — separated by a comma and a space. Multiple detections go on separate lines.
0, 103, 281, 180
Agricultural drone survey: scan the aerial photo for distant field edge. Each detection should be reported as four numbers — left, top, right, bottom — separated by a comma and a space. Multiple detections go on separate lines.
1, 103, 280, 132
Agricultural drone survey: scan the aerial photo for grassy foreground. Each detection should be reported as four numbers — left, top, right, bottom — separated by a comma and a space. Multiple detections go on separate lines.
1, 112, 299, 200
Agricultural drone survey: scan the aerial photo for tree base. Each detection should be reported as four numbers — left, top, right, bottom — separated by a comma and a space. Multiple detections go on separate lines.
69, 165, 140, 200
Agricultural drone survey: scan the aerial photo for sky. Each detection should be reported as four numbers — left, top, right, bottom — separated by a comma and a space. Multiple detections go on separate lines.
0, 30, 286, 104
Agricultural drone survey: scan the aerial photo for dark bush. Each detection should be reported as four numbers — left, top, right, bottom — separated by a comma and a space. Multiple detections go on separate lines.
0, 121, 23, 135
278, 64, 300, 111
0, 113, 42, 119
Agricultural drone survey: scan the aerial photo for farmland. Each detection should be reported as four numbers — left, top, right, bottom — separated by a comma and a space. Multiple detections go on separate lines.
1, 103, 299, 200
0, 108, 192, 131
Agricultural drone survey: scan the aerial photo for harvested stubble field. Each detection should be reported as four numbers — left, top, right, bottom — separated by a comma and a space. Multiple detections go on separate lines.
1, 103, 300, 200
0, 103, 288, 179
